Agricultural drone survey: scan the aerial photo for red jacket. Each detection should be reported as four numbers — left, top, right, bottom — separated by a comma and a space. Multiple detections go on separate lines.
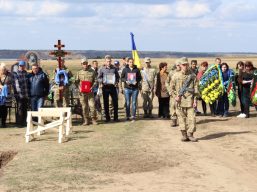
197, 70, 205, 81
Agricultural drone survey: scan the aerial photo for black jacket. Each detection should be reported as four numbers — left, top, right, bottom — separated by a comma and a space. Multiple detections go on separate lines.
28, 69, 49, 97
121, 65, 142, 89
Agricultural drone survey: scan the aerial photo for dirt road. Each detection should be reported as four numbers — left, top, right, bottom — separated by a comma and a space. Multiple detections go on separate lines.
88, 111, 257, 192
0, 108, 256, 192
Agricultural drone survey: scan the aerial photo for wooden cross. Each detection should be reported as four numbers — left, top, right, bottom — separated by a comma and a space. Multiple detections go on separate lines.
49, 40, 70, 69
49, 40, 70, 101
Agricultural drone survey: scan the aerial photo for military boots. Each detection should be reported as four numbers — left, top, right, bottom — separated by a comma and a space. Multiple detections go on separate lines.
171, 119, 177, 127
170, 116, 177, 127
187, 132, 198, 142
181, 130, 189, 142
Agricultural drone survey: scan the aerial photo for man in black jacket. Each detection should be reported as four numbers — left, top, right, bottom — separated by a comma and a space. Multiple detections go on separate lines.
121, 58, 142, 122
28, 64, 49, 112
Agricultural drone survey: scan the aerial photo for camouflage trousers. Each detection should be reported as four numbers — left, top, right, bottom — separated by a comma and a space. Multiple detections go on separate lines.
176, 106, 196, 133
53, 85, 70, 107
142, 91, 153, 111
170, 97, 177, 117
79, 92, 96, 119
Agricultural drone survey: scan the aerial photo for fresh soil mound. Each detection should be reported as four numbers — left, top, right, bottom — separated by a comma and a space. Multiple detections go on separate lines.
0, 151, 17, 169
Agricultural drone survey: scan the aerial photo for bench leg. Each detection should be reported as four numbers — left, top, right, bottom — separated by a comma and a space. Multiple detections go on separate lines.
26, 113, 32, 143
65, 121, 69, 136
58, 124, 65, 143
37, 116, 44, 136
38, 117, 46, 135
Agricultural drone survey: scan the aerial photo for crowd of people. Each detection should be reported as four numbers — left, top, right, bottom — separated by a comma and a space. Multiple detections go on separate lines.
0, 55, 256, 142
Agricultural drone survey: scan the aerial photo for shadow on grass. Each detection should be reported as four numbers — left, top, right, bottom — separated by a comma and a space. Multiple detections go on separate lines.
198, 131, 251, 140
197, 118, 230, 124
66, 136, 89, 142
31, 135, 90, 143
72, 130, 94, 134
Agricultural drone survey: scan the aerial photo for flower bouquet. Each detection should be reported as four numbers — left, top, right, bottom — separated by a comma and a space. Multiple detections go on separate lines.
226, 71, 237, 107
251, 70, 257, 106
199, 64, 224, 104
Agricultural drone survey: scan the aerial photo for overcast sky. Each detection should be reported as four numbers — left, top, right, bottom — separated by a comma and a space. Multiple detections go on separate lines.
0, 0, 257, 52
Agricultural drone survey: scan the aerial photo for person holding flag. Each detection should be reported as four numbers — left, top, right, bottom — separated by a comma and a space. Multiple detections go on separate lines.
120, 32, 142, 121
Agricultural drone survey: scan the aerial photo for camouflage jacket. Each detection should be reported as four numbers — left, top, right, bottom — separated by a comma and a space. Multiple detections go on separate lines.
75, 68, 97, 90
140, 67, 157, 92
170, 70, 198, 108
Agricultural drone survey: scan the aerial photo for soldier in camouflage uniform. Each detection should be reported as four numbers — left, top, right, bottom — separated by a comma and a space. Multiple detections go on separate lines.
52, 59, 73, 107
170, 57, 199, 142
76, 58, 98, 125
141, 57, 157, 118
166, 60, 181, 126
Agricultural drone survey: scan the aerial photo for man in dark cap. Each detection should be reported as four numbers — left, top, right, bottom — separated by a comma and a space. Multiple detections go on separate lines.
13, 60, 29, 127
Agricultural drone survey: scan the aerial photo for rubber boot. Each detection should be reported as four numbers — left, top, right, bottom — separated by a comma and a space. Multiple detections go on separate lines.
187, 132, 198, 142
148, 110, 153, 118
143, 110, 148, 118
181, 130, 189, 142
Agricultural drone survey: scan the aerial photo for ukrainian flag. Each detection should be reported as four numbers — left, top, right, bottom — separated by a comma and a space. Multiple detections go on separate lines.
130, 32, 141, 68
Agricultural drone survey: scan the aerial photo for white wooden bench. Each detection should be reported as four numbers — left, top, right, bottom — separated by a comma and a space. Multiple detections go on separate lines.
38, 107, 72, 136
25, 108, 72, 143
